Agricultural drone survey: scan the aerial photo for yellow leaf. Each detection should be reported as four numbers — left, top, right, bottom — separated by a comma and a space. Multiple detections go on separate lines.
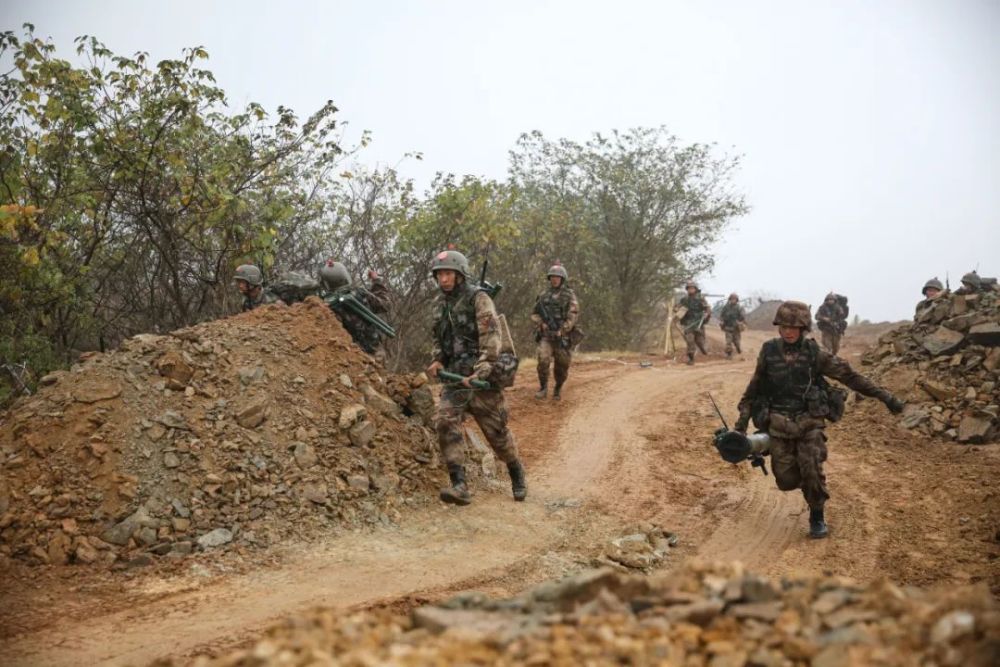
21, 246, 40, 267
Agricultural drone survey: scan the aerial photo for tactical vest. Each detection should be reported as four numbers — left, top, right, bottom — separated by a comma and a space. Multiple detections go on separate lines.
680, 295, 707, 325
720, 303, 742, 328
756, 339, 845, 422
434, 282, 481, 376
536, 288, 573, 328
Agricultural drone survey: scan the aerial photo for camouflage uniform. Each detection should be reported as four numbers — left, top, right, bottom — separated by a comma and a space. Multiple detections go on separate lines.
914, 278, 946, 324
719, 300, 746, 356
327, 279, 391, 359
678, 291, 710, 362
815, 299, 845, 355
242, 288, 279, 312
432, 281, 519, 468
737, 338, 899, 513
530, 285, 580, 395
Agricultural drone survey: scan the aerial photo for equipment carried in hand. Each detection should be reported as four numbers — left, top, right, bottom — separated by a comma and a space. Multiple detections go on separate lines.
709, 393, 770, 476
437, 370, 491, 390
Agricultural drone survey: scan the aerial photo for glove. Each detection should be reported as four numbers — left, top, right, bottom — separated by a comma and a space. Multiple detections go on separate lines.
884, 395, 905, 415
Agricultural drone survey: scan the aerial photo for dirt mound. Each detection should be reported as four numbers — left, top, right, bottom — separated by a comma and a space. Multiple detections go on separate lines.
745, 300, 782, 330
0, 298, 443, 568
170, 562, 1000, 666
862, 288, 1000, 444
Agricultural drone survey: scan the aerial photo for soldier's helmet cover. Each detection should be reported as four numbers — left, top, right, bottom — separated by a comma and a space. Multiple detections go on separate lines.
922, 277, 944, 296
430, 248, 472, 279
715, 431, 751, 464
319, 260, 351, 291
825, 292, 837, 302
546, 261, 568, 281
685, 280, 699, 291
728, 293, 739, 301
961, 271, 981, 288
773, 300, 812, 331
234, 264, 263, 287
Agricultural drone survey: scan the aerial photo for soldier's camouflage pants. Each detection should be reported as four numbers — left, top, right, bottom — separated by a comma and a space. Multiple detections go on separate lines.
683, 328, 708, 357
821, 330, 842, 356
537, 338, 572, 387
724, 329, 742, 355
436, 387, 519, 467
767, 416, 829, 510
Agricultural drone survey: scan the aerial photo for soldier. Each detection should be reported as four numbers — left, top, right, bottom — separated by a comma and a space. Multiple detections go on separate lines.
734, 301, 904, 539
955, 271, 983, 295
815, 293, 846, 355
425, 249, 527, 506
319, 260, 392, 360
233, 264, 279, 312
719, 293, 746, 359
530, 262, 580, 400
676, 281, 710, 365
914, 277, 945, 322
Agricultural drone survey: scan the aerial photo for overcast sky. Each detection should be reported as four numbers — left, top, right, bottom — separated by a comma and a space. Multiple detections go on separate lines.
3, 0, 997, 322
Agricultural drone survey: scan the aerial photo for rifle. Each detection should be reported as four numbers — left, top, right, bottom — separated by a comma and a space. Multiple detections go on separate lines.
437, 370, 491, 390
324, 288, 396, 338
535, 299, 569, 349
708, 393, 769, 476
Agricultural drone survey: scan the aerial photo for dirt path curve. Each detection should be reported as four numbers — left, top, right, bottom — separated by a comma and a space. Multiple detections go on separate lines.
0, 363, 674, 667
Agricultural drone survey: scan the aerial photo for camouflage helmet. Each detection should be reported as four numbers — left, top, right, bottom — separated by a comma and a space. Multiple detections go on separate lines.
234, 264, 263, 287
773, 300, 812, 331
430, 249, 472, 278
319, 260, 350, 291
546, 262, 568, 281
922, 277, 944, 296
728, 293, 739, 302
961, 271, 981, 288
685, 280, 699, 291
824, 292, 837, 302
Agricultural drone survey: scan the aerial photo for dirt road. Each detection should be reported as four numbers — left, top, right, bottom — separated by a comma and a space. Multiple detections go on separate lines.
3, 337, 998, 666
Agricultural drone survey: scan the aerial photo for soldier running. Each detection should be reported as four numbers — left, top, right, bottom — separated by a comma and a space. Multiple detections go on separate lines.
530, 262, 580, 400
233, 264, 279, 311
815, 293, 846, 355
719, 293, 746, 359
425, 249, 527, 506
734, 301, 904, 539
676, 281, 710, 365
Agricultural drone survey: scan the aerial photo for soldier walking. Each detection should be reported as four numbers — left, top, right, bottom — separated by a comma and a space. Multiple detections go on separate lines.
530, 262, 580, 400
676, 281, 710, 365
734, 301, 904, 538
425, 249, 527, 506
719, 293, 746, 359
233, 264, 279, 311
815, 293, 846, 355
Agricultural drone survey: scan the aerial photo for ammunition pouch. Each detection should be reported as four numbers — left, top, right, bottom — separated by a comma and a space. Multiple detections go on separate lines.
803, 383, 847, 423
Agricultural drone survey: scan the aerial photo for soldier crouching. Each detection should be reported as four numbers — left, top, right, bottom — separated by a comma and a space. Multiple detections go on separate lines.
425, 249, 527, 506
734, 301, 904, 538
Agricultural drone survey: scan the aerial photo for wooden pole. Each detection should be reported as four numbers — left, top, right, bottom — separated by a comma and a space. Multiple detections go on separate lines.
664, 291, 676, 356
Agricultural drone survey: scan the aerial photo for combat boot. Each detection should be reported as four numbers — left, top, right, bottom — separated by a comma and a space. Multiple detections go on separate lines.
535, 385, 548, 400
439, 463, 471, 506
809, 508, 828, 539
552, 383, 563, 401
686, 353, 695, 366
726, 350, 733, 360
507, 460, 527, 501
